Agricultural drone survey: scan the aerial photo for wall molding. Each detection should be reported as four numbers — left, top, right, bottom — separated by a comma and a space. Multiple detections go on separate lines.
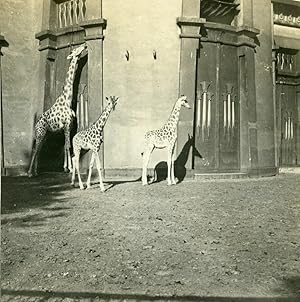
35, 18, 107, 51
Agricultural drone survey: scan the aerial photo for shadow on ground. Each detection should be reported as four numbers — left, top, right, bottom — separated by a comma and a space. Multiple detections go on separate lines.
154, 135, 202, 183
1, 173, 72, 226
105, 177, 142, 189
275, 276, 300, 296
1, 289, 299, 302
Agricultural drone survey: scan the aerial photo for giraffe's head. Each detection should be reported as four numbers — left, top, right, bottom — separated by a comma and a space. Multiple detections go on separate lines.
67, 43, 87, 60
178, 95, 191, 109
106, 96, 119, 111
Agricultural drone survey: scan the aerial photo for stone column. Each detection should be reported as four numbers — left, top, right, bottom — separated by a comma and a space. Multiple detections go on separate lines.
0, 35, 8, 175
85, 0, 103, 20
41, 0, 57, 30
35, 31, 57, 112
237, 0, 254, 27
297, 91, 300, 165
35, 0, 57, 114
238, 31, 259, 174
252, 0, 277, 175
176, 0, 205, 171
80, 19, 107, 170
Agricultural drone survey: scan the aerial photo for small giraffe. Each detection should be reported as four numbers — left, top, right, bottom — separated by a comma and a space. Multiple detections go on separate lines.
71, 96, 119, 191
141, 95, 190, 186
28, 44, 87, 177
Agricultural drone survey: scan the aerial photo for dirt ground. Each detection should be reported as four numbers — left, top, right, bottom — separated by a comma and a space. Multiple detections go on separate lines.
1, 173, 300, 301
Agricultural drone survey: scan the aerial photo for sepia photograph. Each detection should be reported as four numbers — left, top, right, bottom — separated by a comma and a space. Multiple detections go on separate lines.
1, 0, 300, 301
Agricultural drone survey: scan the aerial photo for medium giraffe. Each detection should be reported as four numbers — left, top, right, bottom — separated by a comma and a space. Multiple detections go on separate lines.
71, 96, 119, 191
28, 44, 87, 177
141, 95, 190, 186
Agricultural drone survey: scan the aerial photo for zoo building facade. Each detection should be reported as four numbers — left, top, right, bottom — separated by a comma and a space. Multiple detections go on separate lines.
1, 0, 300, 178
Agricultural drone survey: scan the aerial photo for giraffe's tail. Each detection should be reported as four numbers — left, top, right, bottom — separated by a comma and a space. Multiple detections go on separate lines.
31, 113, 38, 139
29, 113, 39, 154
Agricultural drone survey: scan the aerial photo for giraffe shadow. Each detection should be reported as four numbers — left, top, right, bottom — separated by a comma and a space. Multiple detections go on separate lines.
104, 177, 142, 190
152, 135, 202, 184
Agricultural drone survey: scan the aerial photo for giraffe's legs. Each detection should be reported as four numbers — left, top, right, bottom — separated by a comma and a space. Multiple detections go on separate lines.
86, 152, 95, 189
64, 149, 68, 172
71, 152, 84, 190
28, 147, 38, 177
167, 145, 173, 186
67, 148, 73, 172
71, 156, 76, 186
64, 128, 73, 173
142, 145, 154, 185
171, 144, 177, 185
28, 130, 46, 177
94, 152, 105, 192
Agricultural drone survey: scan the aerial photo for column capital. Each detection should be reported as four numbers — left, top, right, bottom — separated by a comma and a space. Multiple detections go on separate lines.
176, 17, 206, 39
198, 23, 259, 48
236, 26, 260, 38
35, 30, 57, 51
80, 18, 107, 41
236, 25, 260, 48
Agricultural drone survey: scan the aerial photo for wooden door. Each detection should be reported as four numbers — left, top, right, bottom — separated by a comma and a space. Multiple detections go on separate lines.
276, 48, 300, 167
277, 83, 298, 166
194, 42, 239, 172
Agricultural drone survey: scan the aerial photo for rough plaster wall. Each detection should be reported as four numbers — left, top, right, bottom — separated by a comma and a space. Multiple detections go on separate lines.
103, 0, 182, 169
0, 0, 42, 167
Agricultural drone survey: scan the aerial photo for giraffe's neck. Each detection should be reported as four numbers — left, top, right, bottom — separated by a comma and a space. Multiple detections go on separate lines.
62, 57, 78, 107
163, 102, 181, 130
94, 103, 114, 131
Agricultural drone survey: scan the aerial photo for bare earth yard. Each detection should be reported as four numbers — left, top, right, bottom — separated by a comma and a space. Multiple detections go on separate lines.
1, 173, 300, 301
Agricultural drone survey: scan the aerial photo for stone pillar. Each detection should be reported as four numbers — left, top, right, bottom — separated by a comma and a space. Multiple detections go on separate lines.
176, 0, 205, 170
236, 0, 260, 174
297, 91, 300, 165
41, 0, 57, 30
0, 35, 8, 175
236, 29, 260, 173
252, 0, 277, 175
85, 0, 103, 20
237, 0, 254, 27
35, 0, 57, 114
35, 31, 57, 113
80, 19, 107, 169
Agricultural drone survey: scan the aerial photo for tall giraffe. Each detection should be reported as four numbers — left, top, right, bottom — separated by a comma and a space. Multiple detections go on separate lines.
141, 95, 190, 186
28, 44, 87, 177
71, 96, 119, 191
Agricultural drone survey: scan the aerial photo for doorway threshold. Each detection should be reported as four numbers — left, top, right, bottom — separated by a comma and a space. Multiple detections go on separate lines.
194, 172, 248, 180
279, 167, 300, 174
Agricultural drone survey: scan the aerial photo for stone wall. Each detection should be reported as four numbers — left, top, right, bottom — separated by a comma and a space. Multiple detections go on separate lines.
0, 0, 43, 172
102, 0, 182, 171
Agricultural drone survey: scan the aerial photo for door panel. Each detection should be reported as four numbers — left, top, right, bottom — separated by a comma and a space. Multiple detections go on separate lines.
194, 43, 239, 172
219, 45, 239, 170
277, 83, 298, 166
194, 42, 218, 171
